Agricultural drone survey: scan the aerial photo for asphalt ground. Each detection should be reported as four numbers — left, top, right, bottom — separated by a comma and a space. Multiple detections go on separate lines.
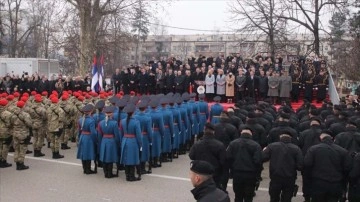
0, 142, 305, 202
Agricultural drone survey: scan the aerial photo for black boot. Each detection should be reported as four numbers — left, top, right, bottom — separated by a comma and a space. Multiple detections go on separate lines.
108, 163, 116, 178
26, 150, 32, 154
140, 162, 147, 174
82, 161, 86, 174
103, 163, 109, 178
98, 160, 103, 168
125, 166, 130, 181
16, 162, 29, 170
147, 161, 152, 174
2, 160, 12, 168
8, 146, 14, 152
61, 143, 71, 150
47, 142, 51, 148
52, 152, 64, 159
84, 160, 96, 175
117, 163, 125, 170
70, 137, 76, 143
34, 150, 45, 157
128, 166, 137, 181
38, 149, 45, 157
135, 165, 141, 181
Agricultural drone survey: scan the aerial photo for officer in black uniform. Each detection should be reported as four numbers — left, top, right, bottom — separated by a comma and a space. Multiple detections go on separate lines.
263, 131, 303, 202
214, 111, 238, 148
267, 112, 299, 145
189, 123, 227, 191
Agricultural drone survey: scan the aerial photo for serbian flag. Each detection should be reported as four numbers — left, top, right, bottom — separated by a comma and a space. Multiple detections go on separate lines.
91, 53, 104, 93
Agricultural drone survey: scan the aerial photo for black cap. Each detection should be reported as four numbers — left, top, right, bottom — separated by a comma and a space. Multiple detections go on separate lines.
123, 103, 136, 113
247, 112, 256, 119
213, 96, 221, 102
310, 109, 320, 116
103, 106, 116, 113
204, 123, 215, 131
81, 104, 94, 113
280, 112, 291, 120
280, 129, 293, 137
321, 129, 334, 137
255, 107, 265, 113
116, 99, 127, 108
199, 94, 205, 99
334, 105, 342, 111
95, 100, 105, 109
310, 117, 322, 125
348, 120, 358, 127
190, 160, 214, 175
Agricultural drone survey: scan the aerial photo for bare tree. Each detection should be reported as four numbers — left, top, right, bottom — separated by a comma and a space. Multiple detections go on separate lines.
65, 0, 136, 76
277, 0, 348, 55
229, 0, 289, 58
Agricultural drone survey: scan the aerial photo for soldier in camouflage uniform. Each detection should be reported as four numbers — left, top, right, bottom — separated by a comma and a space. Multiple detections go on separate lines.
10, 101, 33, 170
46, 96, 65, 159
0, 99, 13, 168
59, 95, 75, 150
29, 96, 47, 157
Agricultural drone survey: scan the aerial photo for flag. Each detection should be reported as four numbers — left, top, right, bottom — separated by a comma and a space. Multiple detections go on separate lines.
91, 53, 104, 93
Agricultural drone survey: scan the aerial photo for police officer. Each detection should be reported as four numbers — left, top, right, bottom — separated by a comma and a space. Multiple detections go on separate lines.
77, 104, 97, 174
268, 112, 298, 146
120, 103, 142, 181
46, 97, 65, 159
10, 101, 33, 170
349, 152, 360, 202
304, 130, 352, 202
98, 106, 121, 178
0, 99, 12, 168
214, 111, 238, 148
226, 128, 263, 202
335, 120, 360, 152
262, 131, 303, 202
189, 123, 227, 191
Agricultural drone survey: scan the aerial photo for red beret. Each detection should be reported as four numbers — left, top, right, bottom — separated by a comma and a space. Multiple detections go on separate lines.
6, 95, 14, 101
0, 99, 8, 106
13, 92, 20, 97
52, 90, 58, 95
130, 91, 135, 95
116, 94, 122, 98
92, 93, 98, 97
67, 90, 72, 94
21, 96, 28, 102
41, 91, 48, 96
78, 96, 85, 101
119, 91, 124, 96
51, 97, 59, 103
100, 94, 106, 99
16, 101, 25, 108
62, 95, 69, 101
0, 93, 6, 98
23, 92, 29, 97
85, 94, 91, 99
35, 96, 42, 103
31, 91, 37, 95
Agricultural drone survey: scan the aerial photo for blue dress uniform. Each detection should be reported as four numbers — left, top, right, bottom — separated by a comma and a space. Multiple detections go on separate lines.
134, 102, 153, 174
160, 100, 174, 161
93, 100, 106, 126
77, 104, 98, 174
210, 96, 224, 124
169, 101, 182, 157
119, 104, 142, 181
189, 93, 200, 140
98, 106, 121, 178
177, 97, 190, 154
149, 99, 165, 167
113, 98, 128, 123
198, 94, 209, 137
181, 98, 193, 143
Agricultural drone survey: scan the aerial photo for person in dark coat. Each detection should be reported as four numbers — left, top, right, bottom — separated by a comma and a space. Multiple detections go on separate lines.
258, 70, 268, 101
112, 68, 122, 94
329, 111, 348, 137
245, 70, 258, 98
349, 152, 360, 202
189, 123, 228, 191
239, 112, 267, 148
226, 128, 263, 202
138, 68, 148, 95
268, 112, 299, 146
97, 106, 121, 178
303, 68, 315, 102
315, 69, 328, 103
128, 69, 138, 93
190, 160, 230, 202
262, 131, 303, 202
165, 69, 175, 94
175, 70, 185, 94
335, 120, 360, 152
214, 112, 238, 148
304, 130, 352, 202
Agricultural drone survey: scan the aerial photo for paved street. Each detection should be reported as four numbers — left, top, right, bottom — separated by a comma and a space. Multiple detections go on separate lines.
0, 142, 304, 202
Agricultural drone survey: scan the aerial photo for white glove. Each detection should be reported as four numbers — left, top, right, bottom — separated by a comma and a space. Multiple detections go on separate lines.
140, 147, 142, 151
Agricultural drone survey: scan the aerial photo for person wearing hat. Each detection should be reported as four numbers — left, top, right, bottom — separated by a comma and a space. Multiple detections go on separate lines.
119, 103, 143, 181
210, 96, 224, 125
349, 152, 360, 202
329, 111, 348, 137
28, 95, 47, 157
46, 97, 66, 159
176, 97, 190, 155
214, 111, 238, 149
268, 112, 299, 146
181, 93, 193, 150
303, 67, 315, 102
304, 130, 352, 202
190, 160, 230, 202
134, 100, 153, 174
334, 120, 360, 152
168, 96, 182, 158
0, 99, 13, 168
149, 98, 165, 167
238, 112, 267, 148
262, 131, 303, 202
59, 95, 75, 150
159, 98, 175, 162
197, 94, 209, 140
188, 93, 200, 147
189, 123, 228, 191
77, 104, 98, 174
297, 108, 321, 133
315, 69, 328, 103
226, 127, 263, 202
9, 101, 33, 170
97, 106, 121, 178
235, 68, 246, 102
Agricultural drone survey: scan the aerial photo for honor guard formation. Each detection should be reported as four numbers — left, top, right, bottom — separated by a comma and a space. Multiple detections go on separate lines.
1, 53, 360, 202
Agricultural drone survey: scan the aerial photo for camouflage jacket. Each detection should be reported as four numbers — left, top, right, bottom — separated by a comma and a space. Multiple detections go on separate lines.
46, 103, 65, 132
10, 107, 33, 136
28, 102, 47, 129
0, 107, 12, 137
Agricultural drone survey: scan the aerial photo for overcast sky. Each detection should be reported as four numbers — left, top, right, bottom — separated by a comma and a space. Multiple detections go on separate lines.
153, 0, 335, 36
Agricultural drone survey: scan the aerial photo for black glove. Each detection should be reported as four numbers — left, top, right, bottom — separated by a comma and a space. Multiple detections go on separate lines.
24, 135, 31, 145
55, 128, 63, 137
4, 136, 13, 145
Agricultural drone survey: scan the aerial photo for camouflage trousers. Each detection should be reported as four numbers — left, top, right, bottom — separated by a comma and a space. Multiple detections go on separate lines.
50, 132, 60, 152
33, 128, 46, 150
60, 128, 71, 144
0, 135, 12, 161
13, 134, 28, 163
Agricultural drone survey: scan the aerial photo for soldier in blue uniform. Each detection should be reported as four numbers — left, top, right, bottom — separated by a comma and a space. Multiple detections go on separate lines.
177, 97, 190, 154
210, 96, 224, 124
134, 100, 153, 174
77, 104, 98, 175
160, 98, 174, 162
149, 98, 165, 167
113, 98, 128, 171
119, 103, 142, 181
189, 93, 200, 145
168, 97, 182, 158
97, 106, 121, 178
93, 100, 105, 168
181, 93, 193, 150
198, 94, 209, 139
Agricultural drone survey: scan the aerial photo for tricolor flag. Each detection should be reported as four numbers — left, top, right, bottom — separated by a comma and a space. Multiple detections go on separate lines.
91, 53, 104, 93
